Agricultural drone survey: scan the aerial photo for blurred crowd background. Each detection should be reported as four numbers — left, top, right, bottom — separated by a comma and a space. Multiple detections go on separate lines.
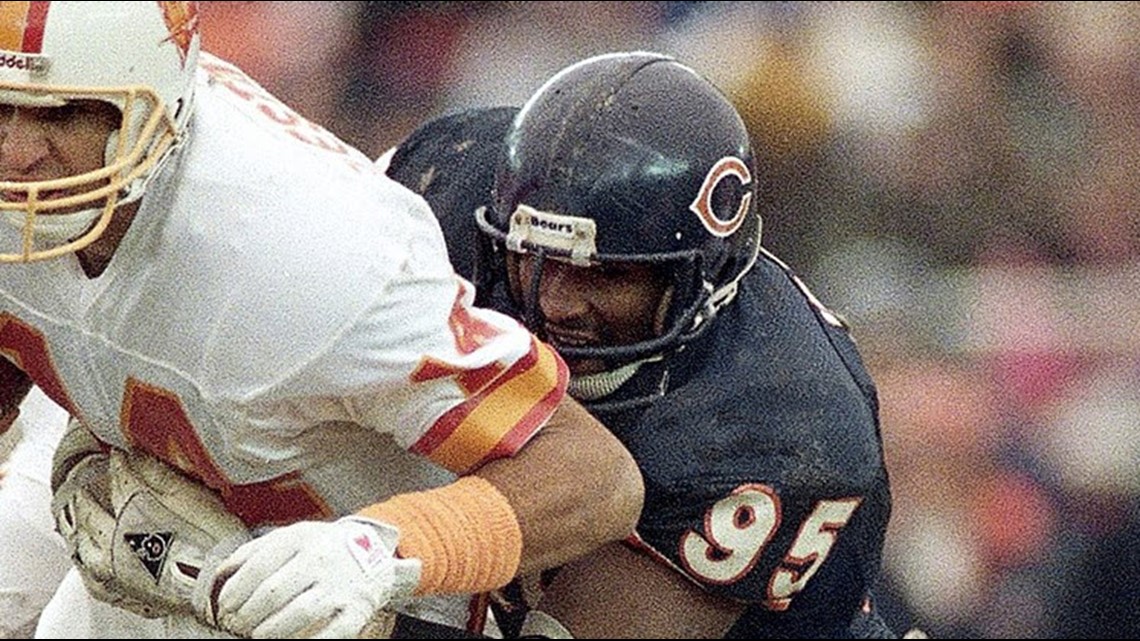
199, 2, 1140, 638
6, 2, 1135, 639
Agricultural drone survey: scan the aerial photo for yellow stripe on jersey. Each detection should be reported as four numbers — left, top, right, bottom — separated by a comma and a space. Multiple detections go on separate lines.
416, 339, 566, 474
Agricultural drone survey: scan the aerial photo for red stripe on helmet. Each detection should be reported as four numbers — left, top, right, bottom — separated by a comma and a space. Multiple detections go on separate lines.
21, 2, 50, 53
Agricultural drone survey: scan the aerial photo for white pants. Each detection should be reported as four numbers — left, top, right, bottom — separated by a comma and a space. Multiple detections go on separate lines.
35, 568, 239, 639
0, 387, 71, 638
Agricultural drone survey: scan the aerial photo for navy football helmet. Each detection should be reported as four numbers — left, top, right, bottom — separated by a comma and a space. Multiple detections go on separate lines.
477, 51, 762, 366
383, 106, 517, 282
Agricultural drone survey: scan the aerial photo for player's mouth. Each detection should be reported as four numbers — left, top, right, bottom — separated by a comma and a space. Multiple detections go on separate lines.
544, 327, 600, 350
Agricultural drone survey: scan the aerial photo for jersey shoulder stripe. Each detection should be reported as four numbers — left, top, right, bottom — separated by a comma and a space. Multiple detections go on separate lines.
412, 338, 567, 473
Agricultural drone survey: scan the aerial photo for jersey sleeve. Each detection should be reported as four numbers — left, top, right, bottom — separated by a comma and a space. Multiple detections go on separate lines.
195, 157, 568, 477
323, 267, 568, 476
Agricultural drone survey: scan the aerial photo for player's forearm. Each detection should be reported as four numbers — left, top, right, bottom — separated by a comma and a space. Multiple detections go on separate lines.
356, 395, 643, 595
478, 395, 644, 574
538, 541, 744, 638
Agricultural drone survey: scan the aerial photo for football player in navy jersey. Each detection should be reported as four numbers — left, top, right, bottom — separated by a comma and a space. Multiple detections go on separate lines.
383, 51, 898, 639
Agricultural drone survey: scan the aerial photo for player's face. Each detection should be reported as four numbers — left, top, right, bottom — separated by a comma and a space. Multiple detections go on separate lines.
0, 101, 119, 214
509, 253, 671, 375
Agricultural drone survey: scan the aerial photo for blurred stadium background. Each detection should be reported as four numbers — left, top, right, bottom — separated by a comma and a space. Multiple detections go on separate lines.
7, 2, 1136, 638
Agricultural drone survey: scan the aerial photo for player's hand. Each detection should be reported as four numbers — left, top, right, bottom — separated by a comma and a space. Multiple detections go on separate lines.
50, 450, 134, 608
193, 516, 422, 638
52, 451, 115, 573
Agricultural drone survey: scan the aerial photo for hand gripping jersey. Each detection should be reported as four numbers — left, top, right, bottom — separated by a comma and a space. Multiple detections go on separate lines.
0, 54, 565, 634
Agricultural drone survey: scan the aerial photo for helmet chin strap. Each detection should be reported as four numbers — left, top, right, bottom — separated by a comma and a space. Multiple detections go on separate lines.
0, 183, 136, 249
568, 354, 663, 401
0, 207, 103, 244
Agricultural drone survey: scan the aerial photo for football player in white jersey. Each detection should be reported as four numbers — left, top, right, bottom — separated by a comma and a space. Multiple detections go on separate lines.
0, 386, 71, 638
0, 2, 643, 638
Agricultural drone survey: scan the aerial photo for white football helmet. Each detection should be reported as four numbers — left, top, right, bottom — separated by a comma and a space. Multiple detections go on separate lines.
0, 1, 200, 262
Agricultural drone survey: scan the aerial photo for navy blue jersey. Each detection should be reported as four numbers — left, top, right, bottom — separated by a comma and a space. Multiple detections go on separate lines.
385, 107, 893, 639
597, 249, 891, 638
473, 244, 893, 639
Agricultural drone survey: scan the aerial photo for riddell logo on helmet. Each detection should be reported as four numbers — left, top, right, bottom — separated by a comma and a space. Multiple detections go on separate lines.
0, 53, 49, 77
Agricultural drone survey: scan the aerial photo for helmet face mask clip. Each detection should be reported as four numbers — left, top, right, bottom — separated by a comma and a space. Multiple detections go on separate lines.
505, 204, 598, 267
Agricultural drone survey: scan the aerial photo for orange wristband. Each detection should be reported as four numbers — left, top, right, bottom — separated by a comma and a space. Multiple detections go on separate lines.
356, 475, 522, 595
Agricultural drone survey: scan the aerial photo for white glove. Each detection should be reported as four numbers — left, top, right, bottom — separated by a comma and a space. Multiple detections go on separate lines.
193, 516, 422, 639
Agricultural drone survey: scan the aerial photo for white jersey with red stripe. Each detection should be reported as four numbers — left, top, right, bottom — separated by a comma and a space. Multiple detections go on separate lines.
4, 54, 564, 636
